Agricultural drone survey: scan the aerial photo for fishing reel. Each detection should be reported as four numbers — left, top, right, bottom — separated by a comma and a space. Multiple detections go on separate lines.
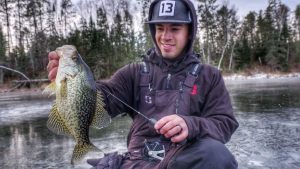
142, 139, 165, 161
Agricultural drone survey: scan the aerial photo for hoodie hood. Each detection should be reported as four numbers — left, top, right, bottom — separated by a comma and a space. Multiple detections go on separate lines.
146, 0, 198, 57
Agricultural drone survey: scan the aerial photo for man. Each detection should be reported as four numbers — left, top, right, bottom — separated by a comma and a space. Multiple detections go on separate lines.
47, 0, 239, 168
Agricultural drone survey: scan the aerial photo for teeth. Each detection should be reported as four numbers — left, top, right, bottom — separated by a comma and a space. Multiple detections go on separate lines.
162, 43, 173, 47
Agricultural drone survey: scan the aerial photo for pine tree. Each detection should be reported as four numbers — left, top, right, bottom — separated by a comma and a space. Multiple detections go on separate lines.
0, 0, 13, 53
60, 0, 73, 37
237, 11, 256, 66
215, 5, 238, 70
198, 0, 218, 64
276, 4, 290, 70
255, 10, 268, 65
293, 5, 300, 64
0, 26, 5, 61
235, 30, 251, 69
0, 26, 5, 83
296, 5, 300, 41
94, 6, 110, 78
138, 0, 152, 54
14, 0, 26, 53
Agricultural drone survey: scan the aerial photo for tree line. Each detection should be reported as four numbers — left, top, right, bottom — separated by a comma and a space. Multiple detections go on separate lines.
0, 0, 300, 83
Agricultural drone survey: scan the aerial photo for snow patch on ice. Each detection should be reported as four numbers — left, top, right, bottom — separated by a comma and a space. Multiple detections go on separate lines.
224, 73, 300, 81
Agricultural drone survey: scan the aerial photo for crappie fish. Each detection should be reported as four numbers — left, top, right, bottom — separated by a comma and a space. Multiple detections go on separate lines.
44, 45, 111, 164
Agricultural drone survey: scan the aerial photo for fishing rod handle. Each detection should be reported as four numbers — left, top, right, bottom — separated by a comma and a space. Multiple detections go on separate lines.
150, 118, 187, 144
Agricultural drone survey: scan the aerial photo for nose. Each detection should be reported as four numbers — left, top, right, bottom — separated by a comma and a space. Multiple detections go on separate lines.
162, 28, 172, 41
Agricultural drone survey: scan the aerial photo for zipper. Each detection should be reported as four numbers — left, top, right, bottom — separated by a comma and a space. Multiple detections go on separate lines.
166, 73, 171, 89
175, 81, 183, 114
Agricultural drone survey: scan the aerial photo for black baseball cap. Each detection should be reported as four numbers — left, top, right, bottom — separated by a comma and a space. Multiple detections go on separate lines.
145, 0, 192, 24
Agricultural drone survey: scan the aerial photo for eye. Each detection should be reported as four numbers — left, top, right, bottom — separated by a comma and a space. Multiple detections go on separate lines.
171, 26, 182, 32
71, 55, 77, 61
155, 26, 164, 32
71, 51, 78, 61
171, 28, 180, 32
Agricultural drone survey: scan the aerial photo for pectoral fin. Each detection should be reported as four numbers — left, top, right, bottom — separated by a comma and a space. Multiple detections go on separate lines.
47, 102, 71, 136
43, 82, 56, 96
90, 91, 111, 129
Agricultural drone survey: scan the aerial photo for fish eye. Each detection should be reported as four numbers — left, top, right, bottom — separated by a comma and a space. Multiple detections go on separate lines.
71, 54, 77, 61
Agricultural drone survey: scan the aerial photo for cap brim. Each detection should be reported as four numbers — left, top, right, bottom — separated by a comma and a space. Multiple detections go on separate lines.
145, 20, 192, 24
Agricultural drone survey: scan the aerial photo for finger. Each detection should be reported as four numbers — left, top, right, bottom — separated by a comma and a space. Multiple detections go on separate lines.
48, 51, 59, 61
171, 128, 188, 143
48, 67, 58, 82
158, 120, 178, 135
164, 125, 182, 138
154, 115, 178, 130
47, 60, 59, 72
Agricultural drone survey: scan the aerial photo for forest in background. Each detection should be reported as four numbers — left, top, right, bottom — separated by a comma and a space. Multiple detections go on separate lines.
0, 0, 300, 83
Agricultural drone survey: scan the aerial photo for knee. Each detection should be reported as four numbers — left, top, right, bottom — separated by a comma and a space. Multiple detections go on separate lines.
169, 138, 238, 169
197, 138, 238, 169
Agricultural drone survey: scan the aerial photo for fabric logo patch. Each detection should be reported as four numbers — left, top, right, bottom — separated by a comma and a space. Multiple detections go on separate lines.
159, 1, 175, 16
191, 84, 198, 95
145, 95, 152, 104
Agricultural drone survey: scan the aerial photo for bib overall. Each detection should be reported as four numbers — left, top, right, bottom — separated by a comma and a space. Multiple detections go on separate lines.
120, 62, 200, 169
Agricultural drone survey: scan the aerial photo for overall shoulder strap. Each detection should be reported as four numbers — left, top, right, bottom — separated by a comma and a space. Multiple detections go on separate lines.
139, 48, 156, 86
141, 61, 149, 74
184, 63, 202, 88
139, 61, 152, 88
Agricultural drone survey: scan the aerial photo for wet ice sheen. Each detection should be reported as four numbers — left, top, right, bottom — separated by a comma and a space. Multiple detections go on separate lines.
0, 78, 299, 169
226, 78, 300, 169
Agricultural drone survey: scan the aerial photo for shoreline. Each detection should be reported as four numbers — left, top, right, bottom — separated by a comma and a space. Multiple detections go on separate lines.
223, 72, 300, 81
0, 88, 53, 101
0, 72, 299, 100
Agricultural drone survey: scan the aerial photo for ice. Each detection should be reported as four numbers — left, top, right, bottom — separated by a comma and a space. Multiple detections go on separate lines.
0, 100, 51, 125
1, 78, 300, 168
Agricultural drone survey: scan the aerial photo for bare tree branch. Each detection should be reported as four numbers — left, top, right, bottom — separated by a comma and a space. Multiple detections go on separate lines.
0, 65, 30, 80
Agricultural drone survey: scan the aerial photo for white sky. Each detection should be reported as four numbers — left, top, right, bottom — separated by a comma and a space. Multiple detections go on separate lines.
218, 0, 300, 18
68, 0, 300, 34
70, 0, 300, 20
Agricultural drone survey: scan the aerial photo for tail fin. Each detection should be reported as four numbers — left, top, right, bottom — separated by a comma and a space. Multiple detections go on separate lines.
71, 143, 101, 165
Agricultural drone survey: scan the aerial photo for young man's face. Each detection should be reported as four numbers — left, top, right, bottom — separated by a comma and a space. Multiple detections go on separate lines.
155, 23, 189, 59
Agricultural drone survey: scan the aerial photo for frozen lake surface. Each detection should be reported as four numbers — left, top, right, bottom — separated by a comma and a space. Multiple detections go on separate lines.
0, 78, 299, 169
226, 78, 300, 169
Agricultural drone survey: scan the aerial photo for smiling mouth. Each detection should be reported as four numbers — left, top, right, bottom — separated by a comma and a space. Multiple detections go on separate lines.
161, 43, 175, 51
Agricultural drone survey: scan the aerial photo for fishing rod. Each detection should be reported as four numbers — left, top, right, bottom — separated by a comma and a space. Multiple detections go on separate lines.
102, 88, 157, 125
102, 88, 166, 161
102, 88, 187, 161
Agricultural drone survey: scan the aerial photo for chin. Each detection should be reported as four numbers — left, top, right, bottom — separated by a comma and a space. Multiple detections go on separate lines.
162, 53, 176, 59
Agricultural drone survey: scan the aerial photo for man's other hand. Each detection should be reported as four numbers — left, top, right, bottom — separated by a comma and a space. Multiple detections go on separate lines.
154, 115, 188, 143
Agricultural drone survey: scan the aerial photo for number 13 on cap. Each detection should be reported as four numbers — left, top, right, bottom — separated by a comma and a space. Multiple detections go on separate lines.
159, 1, 175, 16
